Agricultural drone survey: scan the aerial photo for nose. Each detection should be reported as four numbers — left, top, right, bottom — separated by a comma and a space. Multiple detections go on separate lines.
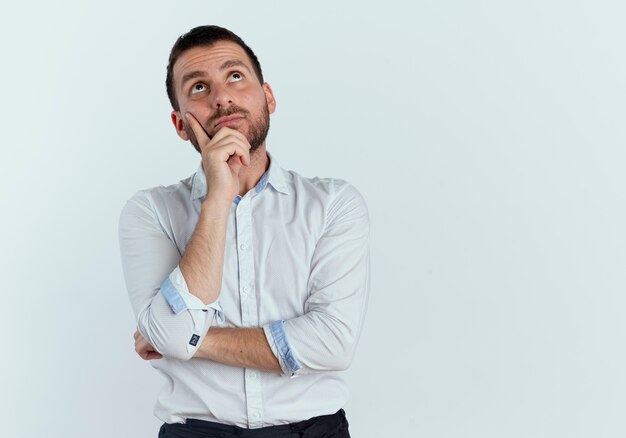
210, 84, 233, 109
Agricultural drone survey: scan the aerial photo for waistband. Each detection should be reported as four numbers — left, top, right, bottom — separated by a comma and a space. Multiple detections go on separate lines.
160, 409, 349, 438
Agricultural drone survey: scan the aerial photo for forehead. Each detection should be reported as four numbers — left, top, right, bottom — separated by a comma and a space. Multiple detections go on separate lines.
173, 41, 254, 84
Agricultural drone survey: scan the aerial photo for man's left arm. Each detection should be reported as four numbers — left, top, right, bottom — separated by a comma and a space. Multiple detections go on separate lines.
136, 182, 370, 375
195, 327, 282, 372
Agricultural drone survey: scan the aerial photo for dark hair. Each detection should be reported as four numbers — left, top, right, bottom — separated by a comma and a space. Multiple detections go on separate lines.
166, 25, 264, 111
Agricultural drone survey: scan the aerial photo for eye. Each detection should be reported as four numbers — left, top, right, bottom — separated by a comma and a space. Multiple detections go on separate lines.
228, 72, 243, 82
191, 83, 207, 95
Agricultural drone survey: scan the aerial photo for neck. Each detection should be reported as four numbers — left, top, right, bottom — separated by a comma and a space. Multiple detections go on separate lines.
237, 143, 269, 196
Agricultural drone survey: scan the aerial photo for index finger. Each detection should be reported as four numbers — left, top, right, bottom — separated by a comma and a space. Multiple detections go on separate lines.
185, 112, 211, 146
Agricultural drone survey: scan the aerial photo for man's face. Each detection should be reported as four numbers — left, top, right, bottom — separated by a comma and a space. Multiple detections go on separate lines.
170, 41, 276, 153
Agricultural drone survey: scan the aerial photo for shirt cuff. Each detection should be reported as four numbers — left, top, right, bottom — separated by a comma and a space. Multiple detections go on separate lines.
157, 266, 224, 356
263, 320, 302, 377
160, 266, 223, 316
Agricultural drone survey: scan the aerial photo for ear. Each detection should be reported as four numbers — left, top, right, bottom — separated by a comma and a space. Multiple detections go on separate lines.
171, 111, 190, 141
262, 83, 276, 114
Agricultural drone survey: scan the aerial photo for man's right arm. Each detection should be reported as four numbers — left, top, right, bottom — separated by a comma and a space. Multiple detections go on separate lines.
178, 113, 253, 304
119, 114, 251, 361
178, 197, 230, 305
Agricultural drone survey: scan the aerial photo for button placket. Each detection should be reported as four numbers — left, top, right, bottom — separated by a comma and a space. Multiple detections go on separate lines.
235, 196, 264, 427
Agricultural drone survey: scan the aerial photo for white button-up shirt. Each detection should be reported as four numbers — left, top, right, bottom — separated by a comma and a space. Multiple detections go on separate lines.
118, 154, 370, 428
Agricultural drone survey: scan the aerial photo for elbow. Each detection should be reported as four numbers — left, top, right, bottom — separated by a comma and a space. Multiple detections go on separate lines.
285, 315, 361, 374
137, 307, 197, 361
317, 319, 359, 372
335, 356, 354, 372
325, 342, 356, 371
307, 335, 357, 372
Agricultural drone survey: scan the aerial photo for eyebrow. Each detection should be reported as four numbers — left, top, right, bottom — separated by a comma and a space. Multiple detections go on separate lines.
181, 70, 206, 88
180, 60, 252, 88
219, 59, 250, 72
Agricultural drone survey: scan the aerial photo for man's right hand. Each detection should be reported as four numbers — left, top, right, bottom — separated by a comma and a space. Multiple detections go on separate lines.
134, 329, 163, 360
185, 112, 251, 204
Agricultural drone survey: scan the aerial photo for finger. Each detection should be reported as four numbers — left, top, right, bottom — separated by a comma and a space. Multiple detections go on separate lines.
203, 128, 252, 166
227, 155, 244, 175
185, 112, 211, 146
136, 340, 151, 360
222, 142, 251, 166
135, 335, 161, 358
233, 148, 250, 167
223, 144, 250, 167
133, 330, 140, 340
135, 336, 146, 350
206, 141, 251, 167
210, 126, 251, 149
227, 154, 244, 167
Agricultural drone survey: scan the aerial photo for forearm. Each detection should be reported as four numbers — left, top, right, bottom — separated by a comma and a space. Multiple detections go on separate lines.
179, 196, 230, 305
194, 327, 281, 373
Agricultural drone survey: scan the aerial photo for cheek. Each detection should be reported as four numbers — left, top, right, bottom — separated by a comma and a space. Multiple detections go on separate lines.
182, 103, 212, 124
243, 91, 268, 112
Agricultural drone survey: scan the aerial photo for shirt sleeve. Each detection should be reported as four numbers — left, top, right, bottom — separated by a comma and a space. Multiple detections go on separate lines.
263, 182, 370, 376
118, 190, 222, 361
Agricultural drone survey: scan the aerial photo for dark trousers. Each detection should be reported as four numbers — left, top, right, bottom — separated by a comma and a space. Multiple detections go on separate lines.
158, 409, 350, 438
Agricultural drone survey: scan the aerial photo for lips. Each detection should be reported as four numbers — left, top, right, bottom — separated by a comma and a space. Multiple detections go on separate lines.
214, 114, 244, 130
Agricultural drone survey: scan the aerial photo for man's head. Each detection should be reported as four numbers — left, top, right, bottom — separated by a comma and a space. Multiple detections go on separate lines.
166, 26, 264, 111
166, 25, 275, 153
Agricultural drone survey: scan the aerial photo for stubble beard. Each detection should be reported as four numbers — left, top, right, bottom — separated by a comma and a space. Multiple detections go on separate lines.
185, 103, 270, 155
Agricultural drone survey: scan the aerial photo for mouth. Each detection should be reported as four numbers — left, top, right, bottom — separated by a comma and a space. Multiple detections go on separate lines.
214, 114, 245, 130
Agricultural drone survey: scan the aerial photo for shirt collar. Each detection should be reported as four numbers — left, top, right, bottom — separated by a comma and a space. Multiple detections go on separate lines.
190, 151, 290, 201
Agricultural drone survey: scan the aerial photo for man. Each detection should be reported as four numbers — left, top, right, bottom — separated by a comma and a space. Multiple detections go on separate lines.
119, 25, 369, 438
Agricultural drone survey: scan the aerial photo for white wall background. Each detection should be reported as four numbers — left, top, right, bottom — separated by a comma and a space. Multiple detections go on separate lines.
1, 1, 625, 437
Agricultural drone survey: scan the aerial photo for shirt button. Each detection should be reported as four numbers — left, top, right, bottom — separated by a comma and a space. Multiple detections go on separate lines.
249, 371, 257, 378
242, 286, 250, 294
252, 411, 260, 419
239, 243, 247, 251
